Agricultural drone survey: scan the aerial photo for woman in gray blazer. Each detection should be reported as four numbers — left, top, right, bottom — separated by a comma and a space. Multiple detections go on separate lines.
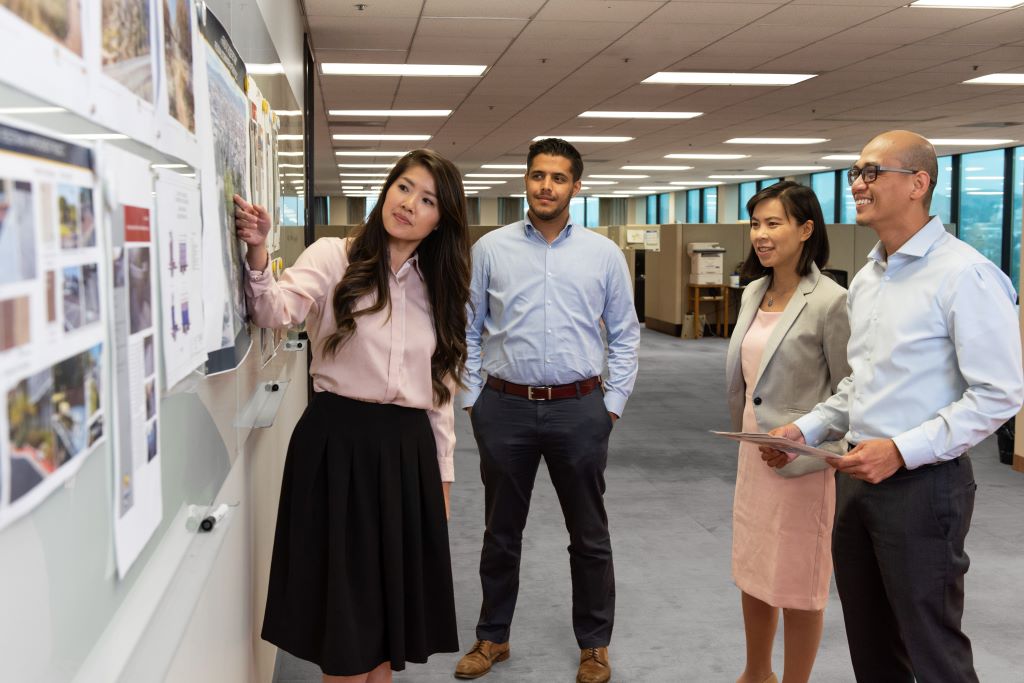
726, 182, 851, 683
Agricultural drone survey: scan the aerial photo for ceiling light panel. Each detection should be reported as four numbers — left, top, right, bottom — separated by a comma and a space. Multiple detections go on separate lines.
727, 137, 829, 144
328, 109, 452, 116
321, 63, 487, 77
963, 74, 1024, 85
532, 136, 634, 143
579, 111, 702, 119
334, 150, 409, 156
643, 72, 816, 86
333, 134, 431, 141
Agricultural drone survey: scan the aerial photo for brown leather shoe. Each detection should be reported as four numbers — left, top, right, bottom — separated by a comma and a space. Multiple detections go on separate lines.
454, 640, 510, 679
577, 646, 611, 683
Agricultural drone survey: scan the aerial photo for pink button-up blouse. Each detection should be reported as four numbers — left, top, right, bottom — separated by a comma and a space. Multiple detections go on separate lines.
244, 237, 455, 481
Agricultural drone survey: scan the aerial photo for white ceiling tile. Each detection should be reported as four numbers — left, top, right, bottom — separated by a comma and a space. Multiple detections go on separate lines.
423, 0, 545, 19
535, 0, 664, 23
304, 0, 423, 18
309, 17, 418, 51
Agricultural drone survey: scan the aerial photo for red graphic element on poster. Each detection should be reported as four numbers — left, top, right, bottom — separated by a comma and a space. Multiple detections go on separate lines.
124, 206, 150, 242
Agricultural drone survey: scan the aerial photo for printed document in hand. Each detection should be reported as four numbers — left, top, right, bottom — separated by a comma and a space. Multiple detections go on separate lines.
711, 431, 841, 460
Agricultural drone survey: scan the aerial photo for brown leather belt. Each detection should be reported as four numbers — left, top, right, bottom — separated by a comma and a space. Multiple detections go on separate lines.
486, 376, 602, 401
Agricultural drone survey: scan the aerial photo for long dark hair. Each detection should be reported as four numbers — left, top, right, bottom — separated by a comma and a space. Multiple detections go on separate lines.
740, 180, 830, 280
321, 149, 471, 404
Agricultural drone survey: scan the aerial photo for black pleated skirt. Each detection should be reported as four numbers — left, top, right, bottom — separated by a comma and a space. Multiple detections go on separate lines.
261, 391, 459, 676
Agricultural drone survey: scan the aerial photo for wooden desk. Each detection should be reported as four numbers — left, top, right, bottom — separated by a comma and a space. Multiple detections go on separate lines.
687, 283, 729, 338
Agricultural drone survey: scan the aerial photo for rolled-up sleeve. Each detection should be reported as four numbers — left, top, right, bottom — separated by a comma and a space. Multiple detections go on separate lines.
244, 238, 342, 329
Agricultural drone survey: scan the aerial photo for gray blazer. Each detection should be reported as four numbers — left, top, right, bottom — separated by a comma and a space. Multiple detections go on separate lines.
725, 264, 852, 477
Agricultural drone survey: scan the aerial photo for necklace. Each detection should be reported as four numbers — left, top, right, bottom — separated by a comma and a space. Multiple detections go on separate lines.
765, 292, 776, 307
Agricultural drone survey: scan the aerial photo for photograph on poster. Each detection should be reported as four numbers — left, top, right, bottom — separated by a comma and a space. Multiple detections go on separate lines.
0, 295, 30, 351
79, 187, 95, 248
144, 378, 155, 419
45, 271, 56, 321
87, 343, 101, 417
0, 0, 83, 56
62, 265, 82, 332
52, 350, 88, 463
102, 0, 154, 101
58, 183, 80, 249
82, 263, 100, 325
127, 246, 152, 334
163, 0, 194, 132
146, 419, 157, 461
8, 368, 55, 503
143, 333, 154, 376
207, 58, 250, 348
0, 178, 37, 284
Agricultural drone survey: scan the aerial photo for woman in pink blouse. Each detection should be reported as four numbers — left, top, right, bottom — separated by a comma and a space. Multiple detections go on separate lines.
233, 149, 471, 683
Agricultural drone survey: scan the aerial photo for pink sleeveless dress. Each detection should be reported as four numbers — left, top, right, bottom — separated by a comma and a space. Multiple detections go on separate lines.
731, 309, 835, 611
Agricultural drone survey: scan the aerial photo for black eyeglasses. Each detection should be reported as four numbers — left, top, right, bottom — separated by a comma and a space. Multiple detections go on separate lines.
846, 164, 918, 186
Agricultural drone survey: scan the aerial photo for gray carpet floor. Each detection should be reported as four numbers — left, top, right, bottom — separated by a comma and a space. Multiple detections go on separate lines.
274, 328, 1024, 682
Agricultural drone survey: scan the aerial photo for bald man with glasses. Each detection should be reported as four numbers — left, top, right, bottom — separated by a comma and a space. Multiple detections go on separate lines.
763, 130, 1023, 682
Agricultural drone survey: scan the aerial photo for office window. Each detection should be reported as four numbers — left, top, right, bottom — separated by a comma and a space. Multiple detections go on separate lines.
658, 192, 671, 223
811, 171, 836, 224
364, 195, 378, 221
959, 149, 1004, 269
279, 195, 303, 226
571, 196, 586, 226
702, 187, 718, 223
687, 190, 700, 223
840, 179, 857, 224
932, 155, 953, 225
758, 178, 781, 190
738, 182, 756, 218
585, 196, 599, 227
1012, 147, 1023, 286
645, 195, 657, 224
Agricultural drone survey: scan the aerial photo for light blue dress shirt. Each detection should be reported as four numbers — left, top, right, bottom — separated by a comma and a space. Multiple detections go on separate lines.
462, 219, 641, 416
796, 216, 1024, 469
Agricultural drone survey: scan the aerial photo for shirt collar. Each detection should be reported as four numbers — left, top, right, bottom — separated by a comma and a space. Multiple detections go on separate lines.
523, 217, 575, 243
868, 215, 946, 264
393, 251, 423, 281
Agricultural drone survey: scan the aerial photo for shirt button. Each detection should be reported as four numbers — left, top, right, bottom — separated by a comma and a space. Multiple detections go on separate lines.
547, 329, 552, 333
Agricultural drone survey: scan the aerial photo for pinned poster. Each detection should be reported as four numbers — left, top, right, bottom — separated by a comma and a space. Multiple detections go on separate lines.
154, 168, 206, 389
100, 0, 157, 103
100, 144, 161, 578
0, 122, 107, 530
196, 6, 251, 374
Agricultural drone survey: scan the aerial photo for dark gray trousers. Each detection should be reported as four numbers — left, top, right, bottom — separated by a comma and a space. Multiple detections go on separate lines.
470, 384, 615, 648
833, 456, 978, 683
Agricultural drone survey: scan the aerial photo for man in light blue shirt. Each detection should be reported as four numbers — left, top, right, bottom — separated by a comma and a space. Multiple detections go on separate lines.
454, 139, 639, 683
766, 130, 1023, 683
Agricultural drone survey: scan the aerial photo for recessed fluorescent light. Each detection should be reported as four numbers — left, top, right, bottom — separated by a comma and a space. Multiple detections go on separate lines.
284, 173, 303, 177
670, 181, 724, 186
338, 163, 394, 168
63, 133, 129, 140
727, 137, 829, 144
335, 150, 408, 156
966, 191, 1006, 195
341, 187, 364, 190
665, 153, 750, 159
339, 173, 390, 177
464, 190, 479, 194
333, 134, 431, 141
466, 173, 522, 178
481, 164, 527, 169
275, 110, 301, 117
581, 181, 618, 185
579, 111, 702, 119
465, 186, 491, 190
321, 63, 487, 77
278, 134, 303, 140
821, 154, 860, 161
508, 194, 526, 198
290, 180, 304, 184
708, 174, 768, 179
151, 163, 188, 169
643, 72, 816, 86
963, 73, 1024, 85
621, 165, 694, 171
589, 174, 648, 179
531, 136, 634, 143
929, 138, 1016, 145
911, 0, 1023, 8
329, 109, 452, 117
0, 106, 65, 114
247, 63, 284, 74
757, 165, 829, 171
279, 163, 304, 168
279, 151, 303, 157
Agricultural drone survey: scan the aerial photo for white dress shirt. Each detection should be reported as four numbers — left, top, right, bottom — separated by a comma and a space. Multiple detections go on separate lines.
795, 216, 1024, 469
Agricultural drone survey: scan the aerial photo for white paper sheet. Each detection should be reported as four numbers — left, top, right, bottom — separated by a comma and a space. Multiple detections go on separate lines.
0, 122, 107, 530
101, 144, 162, 578
711, 430, 842, 461
154, 169, 206, 390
